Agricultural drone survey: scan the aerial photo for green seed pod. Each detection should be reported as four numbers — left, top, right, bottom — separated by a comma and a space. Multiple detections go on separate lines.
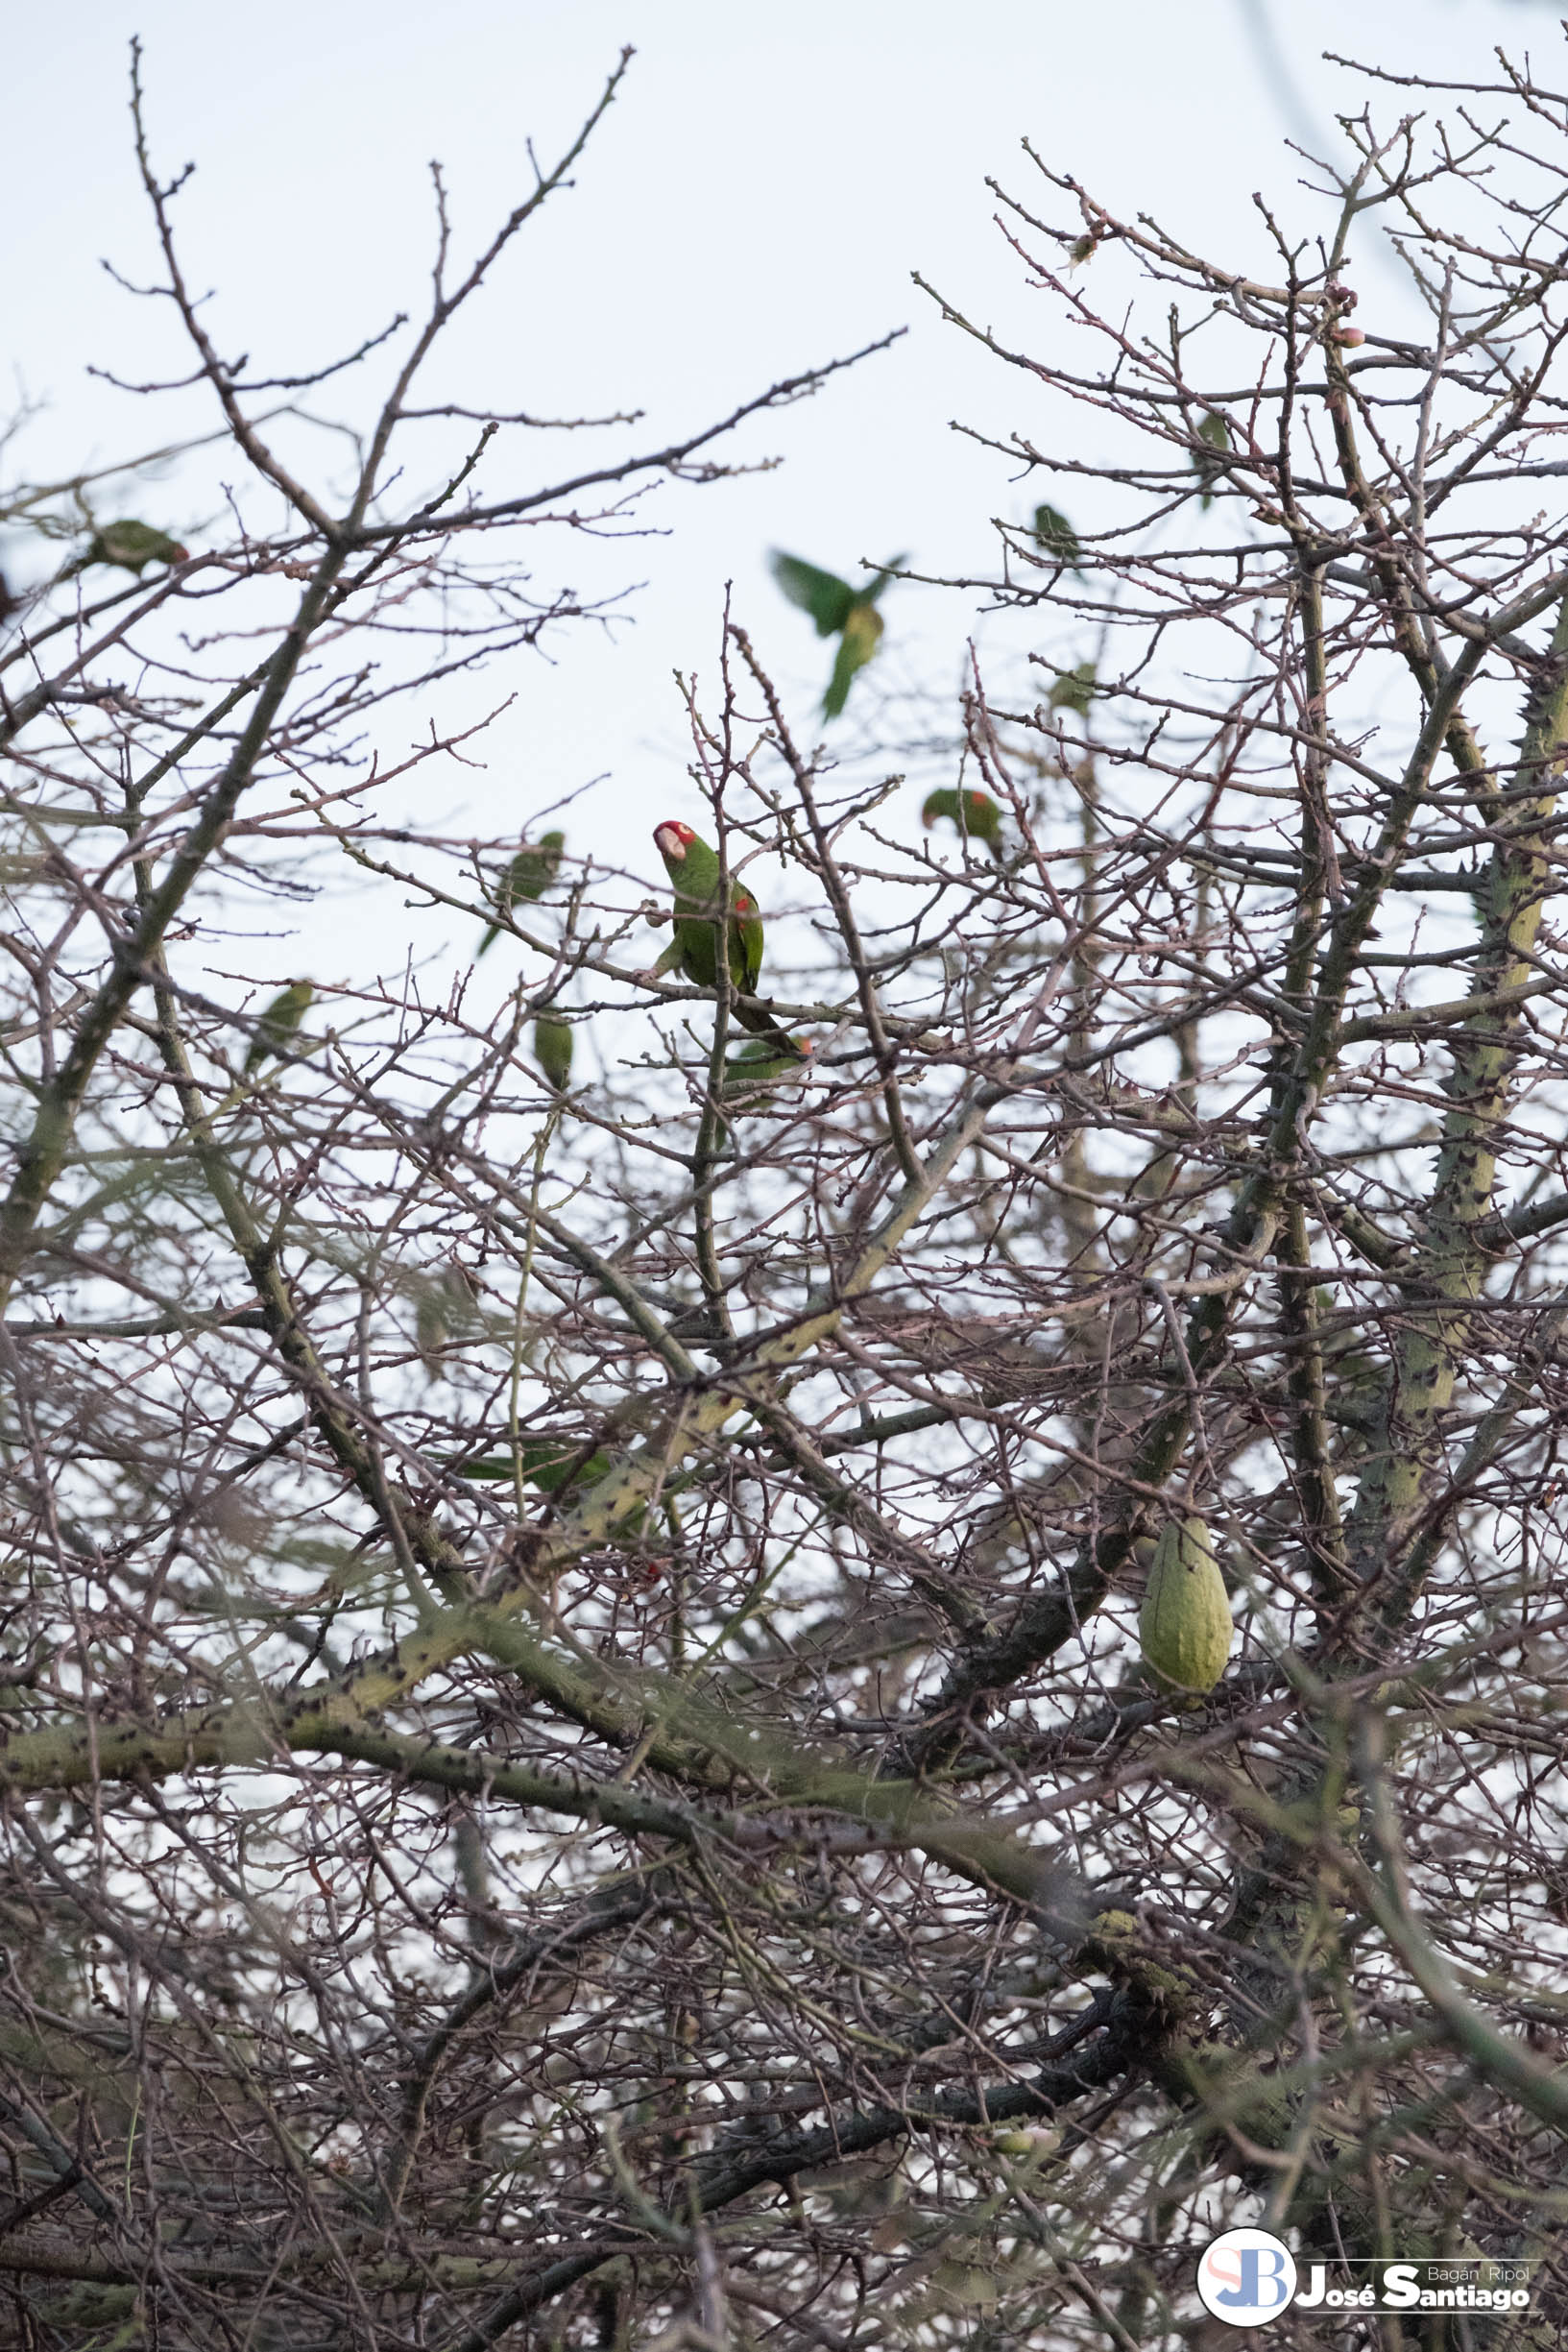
1139, 1515, 1233, 1695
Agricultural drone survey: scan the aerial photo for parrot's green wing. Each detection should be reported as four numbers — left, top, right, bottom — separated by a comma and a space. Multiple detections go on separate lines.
770, 552, 856, 638
861, 555, 908, 608
671, 899, 762, 998
1031, 504, 1081, 570
732, 887, 764, 998
822, 602, 884, 719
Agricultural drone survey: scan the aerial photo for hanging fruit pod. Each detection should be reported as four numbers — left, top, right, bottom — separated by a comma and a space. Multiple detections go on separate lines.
1138, 1514, 1233, 1695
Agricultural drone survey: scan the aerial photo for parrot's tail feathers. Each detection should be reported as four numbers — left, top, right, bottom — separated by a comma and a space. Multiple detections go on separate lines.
735, 1003, 812, 1058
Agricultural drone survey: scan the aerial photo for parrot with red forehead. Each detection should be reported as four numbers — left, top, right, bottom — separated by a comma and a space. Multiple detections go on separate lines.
650, 821, 806, 1055
922, 788, 1004, 856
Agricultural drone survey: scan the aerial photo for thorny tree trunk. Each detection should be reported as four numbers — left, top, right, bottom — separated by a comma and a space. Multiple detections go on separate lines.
4, 36, 1568, 2352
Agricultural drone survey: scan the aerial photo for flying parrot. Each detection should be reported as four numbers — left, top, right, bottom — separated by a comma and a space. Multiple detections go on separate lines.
65, 521, 188, 578
1031, 504, 1081, 571
534, 1010, 574, 1092
243, 981, 314, 1076
650, 822, 807, 1055
1193, 411, 1230, 510
769, 549, 905, 719
478, 830, 565, 956
921, 788, 1004, 855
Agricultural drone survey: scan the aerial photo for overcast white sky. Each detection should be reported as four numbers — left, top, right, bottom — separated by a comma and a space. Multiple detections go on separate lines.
6, 0, 1564, 975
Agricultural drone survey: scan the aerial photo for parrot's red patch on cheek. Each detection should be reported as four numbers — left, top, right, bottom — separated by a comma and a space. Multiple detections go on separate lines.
653, 821, 691, 861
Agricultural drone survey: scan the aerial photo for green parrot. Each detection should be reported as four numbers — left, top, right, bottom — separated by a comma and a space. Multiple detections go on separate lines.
1049, 663, 1097, 717
478, 830, 565, 956
534, 1010, 573, 1092
1194, 410, 1231, 510
452, 1435, 682, 1564
769, 549, 905, 718
243, 982, 314, 1076
921, 788, 1004, 855
65, 521, 188, 578
1031, 504, 1081, 570
651, 821, 808, 1055
721, 1034, 814, 1104
453, 1437, 608, 1490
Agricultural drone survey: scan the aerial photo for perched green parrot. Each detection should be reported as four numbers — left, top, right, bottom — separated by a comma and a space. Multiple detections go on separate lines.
243, 982, 314, 1076
478, 830, 565, 956
651, 821, 808, 1055
452, 1434, 682, 1565
1049, 663, 1097, 717
1194, 411, 1230, 510
921, 788, 1004, 854
453, 1437, 609, 1490
534, 1010, 574, 1092
1031, 504, 1081, 571
721, 1034, 814, 1103
65, 521, 188, 578
769, 549, 904, 719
